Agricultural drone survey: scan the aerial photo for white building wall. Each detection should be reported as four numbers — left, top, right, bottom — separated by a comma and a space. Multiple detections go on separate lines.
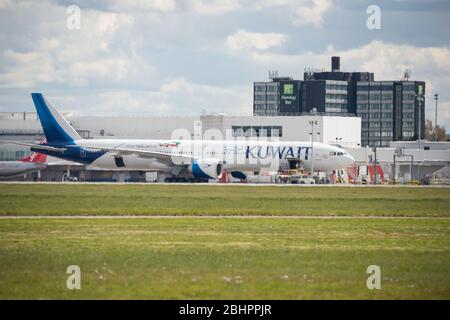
0, 112, 199, 140
0, 113, 42, 133
69, 116, 199, 139
1, 112, 361, 147
322, 116, 361, 148
201, 115, 361, 147
346, 147, 450, 165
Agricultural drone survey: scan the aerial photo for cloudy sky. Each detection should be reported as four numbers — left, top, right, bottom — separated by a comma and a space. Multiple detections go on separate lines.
0, 0, 449, 128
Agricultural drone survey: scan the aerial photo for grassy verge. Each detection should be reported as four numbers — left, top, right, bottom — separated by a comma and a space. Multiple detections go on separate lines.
0, 184, 449, 216
0, 218, 449, 299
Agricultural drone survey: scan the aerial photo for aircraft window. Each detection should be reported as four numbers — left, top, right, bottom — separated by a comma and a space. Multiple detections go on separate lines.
329, 152, 336, 156
337, 152, 344, 156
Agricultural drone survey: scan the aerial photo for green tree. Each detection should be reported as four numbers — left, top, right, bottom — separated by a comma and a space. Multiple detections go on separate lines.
425, 119, 447, 141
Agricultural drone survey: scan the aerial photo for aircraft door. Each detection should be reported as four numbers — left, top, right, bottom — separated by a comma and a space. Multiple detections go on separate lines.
114, 156, 125, 168
288, 158, 301, 170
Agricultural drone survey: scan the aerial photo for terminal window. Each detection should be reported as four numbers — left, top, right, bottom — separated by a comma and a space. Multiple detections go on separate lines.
232, 126, 283, 138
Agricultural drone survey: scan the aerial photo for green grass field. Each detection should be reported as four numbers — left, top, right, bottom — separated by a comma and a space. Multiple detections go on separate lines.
0, 184, 449, 216
0, 184, 449, 299
0, 218, 449, 299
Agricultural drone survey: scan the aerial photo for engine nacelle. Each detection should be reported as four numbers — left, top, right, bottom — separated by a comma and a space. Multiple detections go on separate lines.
190, 158, 223, 180
230, 171, 247, 180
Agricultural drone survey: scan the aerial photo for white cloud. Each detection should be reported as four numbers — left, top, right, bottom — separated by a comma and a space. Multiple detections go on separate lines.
188, 0, 333, 27
190, 0, 241, 15
160, 77, 252, 114
250, 0, 334, 27
0, 3, 149, 89
104, 0, 177, 12
53, 78, 252, 116
51, 89, 170, 116
291, 0, 333, 28
227, 30, 287, 52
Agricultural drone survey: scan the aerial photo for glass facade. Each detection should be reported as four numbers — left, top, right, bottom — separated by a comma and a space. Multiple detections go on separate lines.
232, 126, 283, 138
357, 81, 425, 147
324, 80, 349, 113
253, 82, 280, 116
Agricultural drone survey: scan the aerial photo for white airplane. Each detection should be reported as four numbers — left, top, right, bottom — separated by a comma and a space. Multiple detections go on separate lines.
8, 93, 355, 182
0, 150, 47, 178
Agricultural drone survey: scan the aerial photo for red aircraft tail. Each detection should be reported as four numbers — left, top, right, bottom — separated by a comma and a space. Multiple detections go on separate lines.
20, 138, 48, 163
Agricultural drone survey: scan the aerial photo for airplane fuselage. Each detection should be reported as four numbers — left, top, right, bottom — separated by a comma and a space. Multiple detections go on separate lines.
0, 161, 46, 177
36, 139, 354, 173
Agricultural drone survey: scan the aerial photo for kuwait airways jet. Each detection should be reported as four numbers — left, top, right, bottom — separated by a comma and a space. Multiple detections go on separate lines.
8, 93, 354, 182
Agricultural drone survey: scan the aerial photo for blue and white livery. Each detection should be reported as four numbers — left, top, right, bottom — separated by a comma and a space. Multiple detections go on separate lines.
8, 93, 355, 181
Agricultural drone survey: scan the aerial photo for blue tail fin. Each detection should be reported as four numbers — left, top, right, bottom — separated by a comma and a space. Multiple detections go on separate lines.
31, 93, 81, 145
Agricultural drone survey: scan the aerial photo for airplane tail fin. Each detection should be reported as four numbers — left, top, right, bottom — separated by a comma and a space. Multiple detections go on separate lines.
31, 93, 81, 145
20, 137, 48, 163
20, 152, 48, 163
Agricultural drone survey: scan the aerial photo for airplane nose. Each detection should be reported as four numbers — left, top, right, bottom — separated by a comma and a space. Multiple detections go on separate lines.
346, 154, 355, 166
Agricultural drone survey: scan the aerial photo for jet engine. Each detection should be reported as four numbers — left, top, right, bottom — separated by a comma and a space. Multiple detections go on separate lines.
190, 158, 223, 179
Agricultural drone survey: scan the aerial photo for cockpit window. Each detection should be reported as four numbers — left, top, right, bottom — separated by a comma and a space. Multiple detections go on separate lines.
330, 151, 347, 156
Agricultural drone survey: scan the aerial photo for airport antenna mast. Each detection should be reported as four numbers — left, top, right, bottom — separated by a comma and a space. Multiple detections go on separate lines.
269, 70, 278, 81
402, 69, 411, 81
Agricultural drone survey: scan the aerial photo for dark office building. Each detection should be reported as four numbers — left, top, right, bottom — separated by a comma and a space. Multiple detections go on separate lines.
304, 56, 374, 114
254, 77, 302, 116
253, 77, 351, 116
252, 56, 426, 147
357, 80, 425, 147
301, 79, 350, 114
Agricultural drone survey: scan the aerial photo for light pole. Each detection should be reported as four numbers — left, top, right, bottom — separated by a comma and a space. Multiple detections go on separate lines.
373, 147, 377, 184
434, 93, 439, 141
414, 93, 425, 149
309, 108, 318, 176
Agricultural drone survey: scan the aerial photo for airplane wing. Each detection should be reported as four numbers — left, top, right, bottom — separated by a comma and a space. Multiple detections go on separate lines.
78, 145, 200, 163
47, 160, 85, 166
0, 140, 66, 152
